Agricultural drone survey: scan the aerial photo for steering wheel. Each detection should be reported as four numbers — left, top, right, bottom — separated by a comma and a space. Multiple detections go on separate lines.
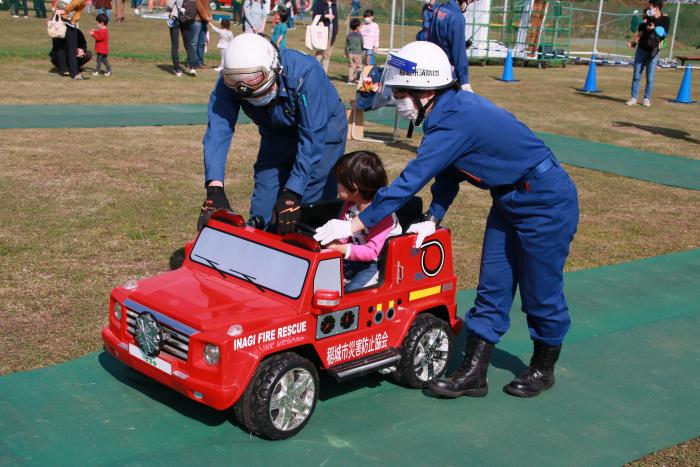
294, 222, 318, 236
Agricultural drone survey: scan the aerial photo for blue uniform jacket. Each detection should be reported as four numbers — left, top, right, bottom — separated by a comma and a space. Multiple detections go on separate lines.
428, 0, 469, 85
202, 49, 347, 196
358, 88, 556, 227
416, 4, 434, 41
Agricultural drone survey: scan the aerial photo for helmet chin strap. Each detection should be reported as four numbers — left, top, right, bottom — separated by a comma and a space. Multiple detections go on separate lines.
406, 92, 436, 138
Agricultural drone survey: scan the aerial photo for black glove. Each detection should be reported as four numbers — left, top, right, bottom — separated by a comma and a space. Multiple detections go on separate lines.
273, 188, 301, 235
197, 185, 232, 231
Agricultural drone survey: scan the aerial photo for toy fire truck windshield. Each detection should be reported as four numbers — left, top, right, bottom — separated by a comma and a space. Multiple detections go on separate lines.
191, 227, 310, 299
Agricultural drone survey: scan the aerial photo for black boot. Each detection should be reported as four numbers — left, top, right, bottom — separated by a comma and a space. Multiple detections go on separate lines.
428, 334, 494, 398
504, 341, 561, 397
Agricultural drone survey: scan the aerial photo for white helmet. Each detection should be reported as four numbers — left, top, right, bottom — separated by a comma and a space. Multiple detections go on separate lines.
222, 34, 281, 98
383, 41, 455, 90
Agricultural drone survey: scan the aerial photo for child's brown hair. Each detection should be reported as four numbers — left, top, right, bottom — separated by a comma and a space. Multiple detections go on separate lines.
333, 151, 388, 201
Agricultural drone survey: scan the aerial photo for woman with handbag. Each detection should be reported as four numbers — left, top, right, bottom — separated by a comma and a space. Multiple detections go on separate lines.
312, 0, 337, 72
56, 0, 88, 79
242, 0, 265, 33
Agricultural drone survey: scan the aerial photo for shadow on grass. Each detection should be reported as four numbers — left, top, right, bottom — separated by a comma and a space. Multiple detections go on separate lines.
156, 63, 179, 75
571, 88, 629, 103
170, 247, 185, 270
613, 121, 700, 144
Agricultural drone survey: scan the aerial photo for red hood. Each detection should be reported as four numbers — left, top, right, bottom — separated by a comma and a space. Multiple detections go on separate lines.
125, 267, 295, 331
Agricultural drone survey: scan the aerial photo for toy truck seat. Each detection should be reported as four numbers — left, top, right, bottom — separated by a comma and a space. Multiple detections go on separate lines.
300, 196, 423, 232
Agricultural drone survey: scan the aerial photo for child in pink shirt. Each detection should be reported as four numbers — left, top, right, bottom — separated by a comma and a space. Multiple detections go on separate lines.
327, 151, 402, 291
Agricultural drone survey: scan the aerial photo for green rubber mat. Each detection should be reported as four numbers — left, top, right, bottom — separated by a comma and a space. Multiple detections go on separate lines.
1, 249, 699, 465
361, 107, 700, 191
0, 104, 250, 129
1, 104, 698, 190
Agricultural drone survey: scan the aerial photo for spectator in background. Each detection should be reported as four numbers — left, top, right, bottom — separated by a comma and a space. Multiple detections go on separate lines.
312, 0, 338, 72
91, 13, 112, 76
345, 17, 363, 84
271, 9, 288, 49
284, 0, 294, 29
192, 0, 212, 68
132, 0, 141, 15
167, 0, 197, 76
626, 0, 669, 107
114, 0, 125, 21
11, 0, 29, 18
359, 9, 379, 66
94, 0, 112, 20
209, 17, 233, 71
59, 0, 88, 79
350, 0, 359, 17
35, 0, 47, 18
231, 0, 242, 24
50, 27, 92, 75
416, 0, 435, 41
243, 0, 265, 33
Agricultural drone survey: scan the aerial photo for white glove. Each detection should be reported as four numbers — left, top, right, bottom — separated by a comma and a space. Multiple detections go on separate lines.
461, 83, 474, 93
313, 219, 352, 245
406, 221, 436, 248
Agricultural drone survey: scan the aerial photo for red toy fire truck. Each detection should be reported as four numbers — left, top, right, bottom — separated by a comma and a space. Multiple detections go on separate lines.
102, 199, 461, 439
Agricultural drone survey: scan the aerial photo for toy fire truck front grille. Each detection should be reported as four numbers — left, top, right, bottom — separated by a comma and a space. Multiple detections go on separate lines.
126, 308, 190, 361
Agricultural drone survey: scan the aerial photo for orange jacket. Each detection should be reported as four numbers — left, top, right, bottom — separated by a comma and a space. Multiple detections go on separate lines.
195, 0, 210, 21
61, 0, 88, 25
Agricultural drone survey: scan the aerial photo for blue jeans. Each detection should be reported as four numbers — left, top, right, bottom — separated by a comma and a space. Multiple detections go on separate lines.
98, 7, 111, 20
287, 14, 295, 29
344, 260, 379, 292
631, 47, 659, 100
191, 20, 207, 67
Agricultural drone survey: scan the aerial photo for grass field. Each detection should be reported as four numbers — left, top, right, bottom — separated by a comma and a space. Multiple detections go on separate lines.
0, 9, 699, 465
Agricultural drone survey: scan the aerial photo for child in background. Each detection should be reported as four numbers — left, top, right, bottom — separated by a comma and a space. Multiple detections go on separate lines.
90, 14, 112, 76
327, 151, 402, 291
271, 9, 289, 50
209, 18, 234, 72
345, 17, 363, 84
359, 9, 379, 66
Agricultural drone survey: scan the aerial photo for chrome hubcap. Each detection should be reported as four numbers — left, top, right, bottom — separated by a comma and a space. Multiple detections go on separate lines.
269, 367, 315, 431
413, 328, 449, 381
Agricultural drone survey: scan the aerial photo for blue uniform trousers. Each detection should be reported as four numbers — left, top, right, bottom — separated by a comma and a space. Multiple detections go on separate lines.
250, 135, 344, 225
466, 162, 579, 347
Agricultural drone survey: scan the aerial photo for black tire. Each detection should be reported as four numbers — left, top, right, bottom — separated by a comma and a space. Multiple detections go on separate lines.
233, 352, 319, 440
392, 314, 451, 388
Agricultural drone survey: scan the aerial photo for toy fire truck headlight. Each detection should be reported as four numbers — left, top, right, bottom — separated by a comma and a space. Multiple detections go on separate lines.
113, 302, 122, 321
204, 344, 220, 365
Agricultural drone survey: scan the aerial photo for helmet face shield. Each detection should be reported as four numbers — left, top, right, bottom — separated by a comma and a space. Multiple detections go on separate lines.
222, 66, 277, 98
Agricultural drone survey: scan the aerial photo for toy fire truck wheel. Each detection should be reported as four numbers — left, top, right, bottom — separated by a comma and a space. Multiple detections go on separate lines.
393, 313, 451, 388
234, 352, 319, 440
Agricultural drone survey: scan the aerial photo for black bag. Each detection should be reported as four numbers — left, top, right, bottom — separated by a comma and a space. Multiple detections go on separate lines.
179, 0, 197, 23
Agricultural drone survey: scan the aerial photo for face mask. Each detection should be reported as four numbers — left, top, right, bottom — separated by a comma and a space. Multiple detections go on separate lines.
364, 17, 371, 23
244, 89, 277, 106
646, 8, 655, 16
395, 97, 418, 123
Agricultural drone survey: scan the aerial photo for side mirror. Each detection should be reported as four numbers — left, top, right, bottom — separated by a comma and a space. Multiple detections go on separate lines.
313, 290, 340, 311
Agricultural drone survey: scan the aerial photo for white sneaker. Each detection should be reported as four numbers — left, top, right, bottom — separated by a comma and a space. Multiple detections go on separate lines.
134, 7, 139, 14
175, 70, 183, 77
189, 68, 197, 76
625, 98, 637, 106
642, 98, 651, 107
12, 15, 19, 18
214, 66, 222, 72
105, 71, 112, 77
92, 71, 100, 76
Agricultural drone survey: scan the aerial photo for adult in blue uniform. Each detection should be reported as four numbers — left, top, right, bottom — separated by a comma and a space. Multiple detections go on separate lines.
416, 0, 436, 41
428, 0, 472, 92
315, 42, 579, 398
199, 33, 347, 233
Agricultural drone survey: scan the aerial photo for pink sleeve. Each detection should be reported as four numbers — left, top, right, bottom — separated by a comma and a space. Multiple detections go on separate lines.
347, 214, 394, 262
